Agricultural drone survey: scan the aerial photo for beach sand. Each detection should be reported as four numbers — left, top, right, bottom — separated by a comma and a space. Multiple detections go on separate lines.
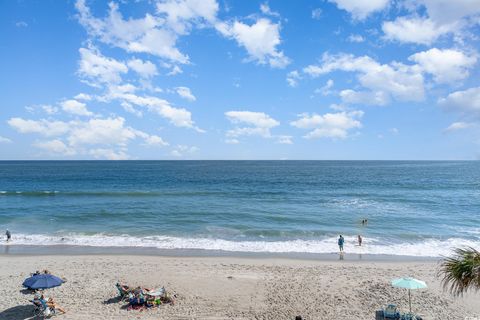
0, 254, 478, 320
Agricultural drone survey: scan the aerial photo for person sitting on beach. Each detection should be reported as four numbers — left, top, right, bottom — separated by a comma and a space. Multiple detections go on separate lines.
47, 297, 66, 314
338, 235, 344, 253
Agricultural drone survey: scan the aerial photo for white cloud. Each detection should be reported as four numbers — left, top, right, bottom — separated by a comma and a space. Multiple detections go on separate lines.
276, 135, 293, 144
78, 46, 128, 86
121, 102, 143, 117
311, 8, 322, 20
225, 110, 280, 139
438, 87, 480, 117
226, 111, 279, 129
156, 0, 219, 34
225, 138, 239, 144
8, 118, 70, 137
260, 3, 280, 17
217, 18, 290, 68
41, 105, 59, 115
175, 86, 196, 101
60, 99, 94, 117
347, 34, 365, 43
74, 93, 92, 101
315, 79, 334, 96
420, 0, 480, 25
170, 144, 199, 157
382, 17, 453, 45
9, 116, 168, 159
0, 136, 12, 143
75, 0, 190, 64
444, 122, 472, 132
33, 140, 76, 156
328, 0, 389, 20
408, 48, 477, 83
127, 58, 158, 78
304, 53, 425, 104
107, 91, 201, 130
167, 65, 183, 76
390, 127, 399, 134
382, 1, 480, 45
143, 135, 169, 146
339, 89, 390, 106
133, 130, 169, 147
89, 148, 130, 160
286, 70, 301, 87
15, 21, 28, 28
67, 117, 137, 147
291, 111, 363, 139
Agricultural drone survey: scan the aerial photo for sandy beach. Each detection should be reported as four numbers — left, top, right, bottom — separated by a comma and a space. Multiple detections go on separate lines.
0, 254, 479, 320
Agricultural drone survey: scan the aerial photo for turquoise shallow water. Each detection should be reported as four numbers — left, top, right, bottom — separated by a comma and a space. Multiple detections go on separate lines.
0, 161, 479, 256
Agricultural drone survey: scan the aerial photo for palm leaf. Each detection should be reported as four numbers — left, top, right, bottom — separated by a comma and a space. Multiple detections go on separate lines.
439, 247, 480, 296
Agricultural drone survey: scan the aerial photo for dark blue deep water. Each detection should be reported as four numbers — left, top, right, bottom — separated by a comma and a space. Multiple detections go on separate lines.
0, 161, 479, 256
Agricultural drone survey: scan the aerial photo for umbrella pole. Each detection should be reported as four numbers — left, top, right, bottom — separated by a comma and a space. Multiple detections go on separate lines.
409, 289, 412, 314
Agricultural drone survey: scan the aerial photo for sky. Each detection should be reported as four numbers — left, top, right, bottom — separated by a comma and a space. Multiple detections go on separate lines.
1, 0, 480, 160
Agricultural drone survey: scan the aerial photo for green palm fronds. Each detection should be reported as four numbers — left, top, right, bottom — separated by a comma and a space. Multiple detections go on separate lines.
439, 247, 480, 296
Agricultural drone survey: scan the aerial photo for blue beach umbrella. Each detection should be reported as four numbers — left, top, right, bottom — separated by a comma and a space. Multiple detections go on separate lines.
391, 277, 427, 314
23, 274, 64, 290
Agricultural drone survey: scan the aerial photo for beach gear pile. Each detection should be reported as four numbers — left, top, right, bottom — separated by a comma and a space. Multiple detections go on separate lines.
116, 282, 175, 311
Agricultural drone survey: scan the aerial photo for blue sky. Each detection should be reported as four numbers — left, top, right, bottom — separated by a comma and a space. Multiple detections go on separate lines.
1, 0, 480, 160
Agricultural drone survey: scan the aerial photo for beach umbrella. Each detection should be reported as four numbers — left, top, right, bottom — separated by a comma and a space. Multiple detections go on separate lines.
23, 274, 64, 290
391, 277, 427, 314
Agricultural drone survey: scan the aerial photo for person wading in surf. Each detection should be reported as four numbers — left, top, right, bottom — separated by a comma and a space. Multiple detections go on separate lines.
338, 235, 344, 253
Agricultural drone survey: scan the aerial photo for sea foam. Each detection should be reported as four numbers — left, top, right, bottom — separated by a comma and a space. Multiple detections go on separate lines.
4, 233, 480, 257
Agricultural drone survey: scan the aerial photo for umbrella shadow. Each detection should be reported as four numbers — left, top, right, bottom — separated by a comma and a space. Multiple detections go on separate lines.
19, 289, 35, 295
0, 304, 36, 320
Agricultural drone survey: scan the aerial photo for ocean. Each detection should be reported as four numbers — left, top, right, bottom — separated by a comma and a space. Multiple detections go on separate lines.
0, 161, 479, 257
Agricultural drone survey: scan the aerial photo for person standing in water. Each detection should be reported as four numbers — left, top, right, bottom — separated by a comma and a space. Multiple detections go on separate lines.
358, 234, 363, 246
5, 230, 11, 242
338, 235, 344, 253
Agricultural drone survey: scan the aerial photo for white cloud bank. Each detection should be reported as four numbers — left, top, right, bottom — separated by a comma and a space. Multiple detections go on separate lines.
382, 0, 480, 45
301, 49, 477, 106
438, 87, 480, 117
8, 116, 168, 159
303, 53, 425, 105
291, 111, 363, 139
409, 48, 477, 84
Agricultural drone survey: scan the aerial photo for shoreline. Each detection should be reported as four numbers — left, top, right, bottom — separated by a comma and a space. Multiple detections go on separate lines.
0, 244, 439, 262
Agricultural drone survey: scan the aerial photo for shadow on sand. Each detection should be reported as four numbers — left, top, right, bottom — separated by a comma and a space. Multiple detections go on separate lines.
103, 296, 122, 305
0, 304, 36, 320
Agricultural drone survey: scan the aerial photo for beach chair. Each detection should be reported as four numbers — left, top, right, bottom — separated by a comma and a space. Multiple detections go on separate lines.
384, 304, 400, 319
116, 283, 130, 301
31, 299, 55, 318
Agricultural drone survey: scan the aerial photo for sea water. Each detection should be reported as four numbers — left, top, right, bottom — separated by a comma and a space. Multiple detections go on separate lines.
0, 161, 479, 257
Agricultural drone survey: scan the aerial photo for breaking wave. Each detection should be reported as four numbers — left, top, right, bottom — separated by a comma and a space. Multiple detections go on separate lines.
4, 233, 480, 257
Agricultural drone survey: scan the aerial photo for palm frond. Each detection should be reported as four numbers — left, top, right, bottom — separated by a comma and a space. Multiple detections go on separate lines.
439, 247, 480, 296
